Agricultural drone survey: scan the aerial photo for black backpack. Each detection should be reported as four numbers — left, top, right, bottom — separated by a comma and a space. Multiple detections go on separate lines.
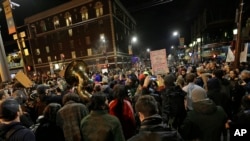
0, 125, 25, 141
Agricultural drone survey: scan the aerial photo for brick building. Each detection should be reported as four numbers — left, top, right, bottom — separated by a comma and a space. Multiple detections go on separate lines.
24, 0, 136, 72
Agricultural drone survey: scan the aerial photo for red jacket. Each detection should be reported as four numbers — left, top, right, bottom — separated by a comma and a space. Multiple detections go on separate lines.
109, 99, 136, 139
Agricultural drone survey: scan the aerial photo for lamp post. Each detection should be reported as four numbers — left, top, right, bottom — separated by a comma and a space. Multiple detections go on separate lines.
234, 0, 244, 69
128, 36, 137, 55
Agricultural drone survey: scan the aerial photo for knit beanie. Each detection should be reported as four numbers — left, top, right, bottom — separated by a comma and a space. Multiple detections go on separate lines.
191, 87, 207, 102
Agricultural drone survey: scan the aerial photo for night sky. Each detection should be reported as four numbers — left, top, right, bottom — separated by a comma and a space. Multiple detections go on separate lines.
0, 0, 248, 54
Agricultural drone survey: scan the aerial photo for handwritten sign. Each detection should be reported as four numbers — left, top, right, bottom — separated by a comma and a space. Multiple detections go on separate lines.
150, 49, 169, 75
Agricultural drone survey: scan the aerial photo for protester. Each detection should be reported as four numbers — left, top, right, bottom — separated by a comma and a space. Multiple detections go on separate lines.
35, 103, 64, 141
57, 93, 88, 141
109, 84, 136, 139
80, 93, 125, 141
0, 98, 36, 141
128, 95, 182, 141
180, 87, 228, 141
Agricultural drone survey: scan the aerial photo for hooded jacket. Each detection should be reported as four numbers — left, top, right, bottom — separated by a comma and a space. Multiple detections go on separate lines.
180, 99, 227, 141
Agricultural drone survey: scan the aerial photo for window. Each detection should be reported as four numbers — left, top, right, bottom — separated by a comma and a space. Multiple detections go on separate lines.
53, 16, 60, 29
65, 12, 73, 36
45, 46, 50, 53
40, 21, 47, 32
95, 2, 103, 17
87, 48, 92, 56
85, 36, 91, 45
71, 51, 76, 59
70, 40, 74, 48
65, 12, 72, 26
35, 48, 40, 55
80, 6, 88, 20
47, 56, 51, 62
38, 58, 42, 64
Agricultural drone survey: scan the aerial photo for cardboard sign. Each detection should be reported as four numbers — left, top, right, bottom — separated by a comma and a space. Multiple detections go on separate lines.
15, 71, 33, 88
150, 49, 169, 75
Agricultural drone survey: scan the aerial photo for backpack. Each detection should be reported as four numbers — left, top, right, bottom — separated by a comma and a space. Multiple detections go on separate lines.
0, 125, 25, 141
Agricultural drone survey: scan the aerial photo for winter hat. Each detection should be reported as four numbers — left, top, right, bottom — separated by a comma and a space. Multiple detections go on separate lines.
0, 98, 19, 121
191, 87, 207, 102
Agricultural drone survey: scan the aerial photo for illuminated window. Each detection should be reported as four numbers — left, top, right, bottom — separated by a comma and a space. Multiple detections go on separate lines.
38, 58, 42, 64
65, 12, 72, 26
65, 12, 73, 36
40, 21, 47, 32
45, 46, 50, 53
95, 2, 103, 17
80, 6, 88, 20
71, 51, 76, 58
53, 16, 60, 29
48, 56, 51, 62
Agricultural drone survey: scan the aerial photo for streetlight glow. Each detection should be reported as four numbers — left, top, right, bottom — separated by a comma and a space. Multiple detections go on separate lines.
171, 46, 174, 49
173, 31, 178, 36
132, 36, 137, 43
233, 29, 238, 35
147, 48, 150, 52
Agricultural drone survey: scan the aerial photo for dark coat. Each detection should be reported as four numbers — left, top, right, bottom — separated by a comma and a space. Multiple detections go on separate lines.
179, 99, 227, 141
56, 101, 89, 141
128, 115, 183, 141
161, 85, 186, 129
35, 118, 65, 141
0, 122, 35, 141
80, 110, 125, 141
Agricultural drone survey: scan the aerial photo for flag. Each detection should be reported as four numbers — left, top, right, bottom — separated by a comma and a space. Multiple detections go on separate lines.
240, 43, 248, 63
226, 46, 235, 62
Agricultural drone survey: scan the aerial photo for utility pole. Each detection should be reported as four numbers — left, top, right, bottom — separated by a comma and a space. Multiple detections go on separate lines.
234, 0, 244, 69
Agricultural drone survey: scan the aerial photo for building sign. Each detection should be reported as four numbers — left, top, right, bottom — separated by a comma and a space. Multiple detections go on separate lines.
3, 0, 16, 34
150, 49, 169, 74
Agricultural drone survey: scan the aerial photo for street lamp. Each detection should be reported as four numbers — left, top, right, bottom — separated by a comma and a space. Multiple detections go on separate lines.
132, 36, 137, 43
147, 48, 150, 52
128, 36, 137, 55
173, 31, 179, 37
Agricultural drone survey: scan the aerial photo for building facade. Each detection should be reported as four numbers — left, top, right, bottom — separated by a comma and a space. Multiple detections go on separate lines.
24, 0, 136, 73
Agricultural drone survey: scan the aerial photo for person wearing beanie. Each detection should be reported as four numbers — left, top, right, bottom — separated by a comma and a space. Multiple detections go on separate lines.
182, 73, 204, 111
179, 87, 227, 141
0, 98, 35, 141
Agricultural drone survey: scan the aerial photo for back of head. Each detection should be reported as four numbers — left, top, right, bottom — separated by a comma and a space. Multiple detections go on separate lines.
242, 94, 250, 110
43, 103, 61, 122
12, 90, 27, 105
135, 95, 158, 117
0, 98, 19, 122
62, 93, 80, 105
113, 84, 127, 100
191, 87, 207, 103
212, 69, 224, 79
89, 93, 107, 111
186, 73, 196, 83
164, 74, 175, 87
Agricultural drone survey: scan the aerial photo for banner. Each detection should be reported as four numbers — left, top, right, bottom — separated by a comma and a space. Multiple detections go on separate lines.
240, 43, 248, 63
3, 0, 16, 34
226, 46, 235, 62
150, 49, 169, 75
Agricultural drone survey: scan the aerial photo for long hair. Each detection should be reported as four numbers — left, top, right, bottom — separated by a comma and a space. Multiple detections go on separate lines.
113, 84, 127, 119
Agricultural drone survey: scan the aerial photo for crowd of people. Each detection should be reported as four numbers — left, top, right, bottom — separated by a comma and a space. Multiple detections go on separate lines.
0, 61, 250, 141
